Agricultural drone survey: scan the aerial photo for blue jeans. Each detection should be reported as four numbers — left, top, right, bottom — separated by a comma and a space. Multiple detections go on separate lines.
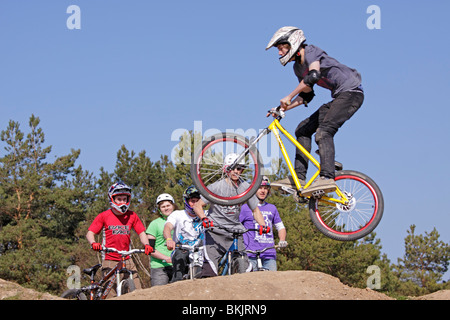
248, 257, 277, 271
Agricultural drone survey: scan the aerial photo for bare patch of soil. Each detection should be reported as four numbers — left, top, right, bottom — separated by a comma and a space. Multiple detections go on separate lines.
2, 271, 449, 300
0, 279, 62, 300
114, 270, 393, 300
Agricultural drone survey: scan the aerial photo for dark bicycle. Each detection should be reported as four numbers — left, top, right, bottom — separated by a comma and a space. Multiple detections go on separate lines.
60, 247, 144, 300
174, 241, 204, 280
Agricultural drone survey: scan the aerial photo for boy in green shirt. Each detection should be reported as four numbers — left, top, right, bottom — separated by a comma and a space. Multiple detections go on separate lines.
146, 193, 178, 286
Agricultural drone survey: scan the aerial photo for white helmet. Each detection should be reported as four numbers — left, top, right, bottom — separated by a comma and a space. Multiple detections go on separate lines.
156, 193, 175, 205
223, 153, 246, 168
266, 26, 306, 66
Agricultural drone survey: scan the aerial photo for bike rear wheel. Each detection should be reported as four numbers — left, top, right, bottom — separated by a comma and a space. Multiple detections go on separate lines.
60, 289, 87, 300
309, 170, 384, 241
191, 132, 263, 206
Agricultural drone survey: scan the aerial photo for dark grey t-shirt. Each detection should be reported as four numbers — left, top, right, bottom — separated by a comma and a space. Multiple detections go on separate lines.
201, 178, 258, 231
293, 44, 362, 98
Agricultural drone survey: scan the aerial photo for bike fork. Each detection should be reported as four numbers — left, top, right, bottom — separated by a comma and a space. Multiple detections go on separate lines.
116, 269, 122, 296
232, 128, 269, 168
116, 259, 131, 297
256, 254, 263, 271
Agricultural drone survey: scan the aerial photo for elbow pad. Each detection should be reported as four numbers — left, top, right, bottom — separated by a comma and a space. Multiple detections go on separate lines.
299, 90, 315, 104
303, 69, 321, 87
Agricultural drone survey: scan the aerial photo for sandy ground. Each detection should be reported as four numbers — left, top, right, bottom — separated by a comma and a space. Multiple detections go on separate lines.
1, 270, 449, 300
113, 270, 394, 300
0, 278, 63, 300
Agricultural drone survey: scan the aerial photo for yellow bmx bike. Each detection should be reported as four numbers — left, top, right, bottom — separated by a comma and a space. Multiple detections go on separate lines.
190, 107, 384, 241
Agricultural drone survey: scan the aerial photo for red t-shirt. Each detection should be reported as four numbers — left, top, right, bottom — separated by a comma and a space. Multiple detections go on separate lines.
88, 209, 146, 261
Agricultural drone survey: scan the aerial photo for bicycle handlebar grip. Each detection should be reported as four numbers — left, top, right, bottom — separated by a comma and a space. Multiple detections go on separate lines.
267, 106, 285, 119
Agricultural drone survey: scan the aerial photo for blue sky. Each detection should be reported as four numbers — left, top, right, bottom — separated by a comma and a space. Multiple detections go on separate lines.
1, 1, 450, 278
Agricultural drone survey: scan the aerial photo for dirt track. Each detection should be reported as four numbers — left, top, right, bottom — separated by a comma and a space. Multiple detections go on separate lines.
0, 278, 62, 300
114, 270, 393, 300
2, 270, 449, 300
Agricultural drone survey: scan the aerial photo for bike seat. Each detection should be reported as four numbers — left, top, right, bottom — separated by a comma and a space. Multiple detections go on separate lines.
83, 264, 102, 276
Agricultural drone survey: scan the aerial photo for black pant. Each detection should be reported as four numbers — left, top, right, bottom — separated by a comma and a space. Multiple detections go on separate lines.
170, 249, 189, 283
295, 91, 364, 180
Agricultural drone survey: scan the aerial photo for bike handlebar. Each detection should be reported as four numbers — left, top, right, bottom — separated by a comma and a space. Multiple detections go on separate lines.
102, 246, 145, 256
175, 243, 204, 251
211, 225, 260, 235
245, 245, 280, 255
266, 106, 286, 120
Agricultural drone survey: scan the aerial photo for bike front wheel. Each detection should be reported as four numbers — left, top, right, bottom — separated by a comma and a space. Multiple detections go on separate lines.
309, 170, 384, 241
191, 132, 264, 206
119, 278, 136, 295
230, 253, 249, 275
60, 289, 87, 300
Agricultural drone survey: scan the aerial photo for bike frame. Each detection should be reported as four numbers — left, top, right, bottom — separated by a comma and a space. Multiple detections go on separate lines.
218, 236, 240, 276
91, 258, 133, 299
97, 260, 123, 299
247, 115, 348, 205
89, 249, 138, 300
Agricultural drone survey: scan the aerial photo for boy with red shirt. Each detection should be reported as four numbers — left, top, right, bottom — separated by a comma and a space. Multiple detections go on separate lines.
86, 182, 153, 294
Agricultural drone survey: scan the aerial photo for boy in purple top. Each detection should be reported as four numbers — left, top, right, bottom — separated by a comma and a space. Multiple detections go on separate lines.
266, 27, 364, 198
240, 177, 287, 271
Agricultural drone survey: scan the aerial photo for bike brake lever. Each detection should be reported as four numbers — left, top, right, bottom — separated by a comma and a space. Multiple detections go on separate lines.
267, 106, 285, 119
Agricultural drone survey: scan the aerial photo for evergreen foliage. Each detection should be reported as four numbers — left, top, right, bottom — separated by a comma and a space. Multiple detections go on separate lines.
0, 116, 448, 297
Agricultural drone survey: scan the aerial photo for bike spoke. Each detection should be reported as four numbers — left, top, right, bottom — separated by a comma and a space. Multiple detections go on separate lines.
192, 133, 262, 204
313, 174, 379, 235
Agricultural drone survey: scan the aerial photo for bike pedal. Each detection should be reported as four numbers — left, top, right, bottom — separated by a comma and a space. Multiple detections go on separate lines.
280, 186, 296, 195
312, 190, 325, 199
293, 192, 308, 204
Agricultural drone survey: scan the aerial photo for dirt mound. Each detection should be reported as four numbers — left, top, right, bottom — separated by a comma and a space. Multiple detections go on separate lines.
2, 271, 449, 300
0, 279, 62, 300
114, 270, 393, 300
413, 290, 450, 300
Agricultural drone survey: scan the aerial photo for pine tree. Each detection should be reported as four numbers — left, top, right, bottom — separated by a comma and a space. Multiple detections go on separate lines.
394, 224, 450, 295
0, 115, 97, 293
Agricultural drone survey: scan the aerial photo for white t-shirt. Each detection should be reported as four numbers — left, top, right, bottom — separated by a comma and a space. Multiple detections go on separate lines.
165, 210, 204, 246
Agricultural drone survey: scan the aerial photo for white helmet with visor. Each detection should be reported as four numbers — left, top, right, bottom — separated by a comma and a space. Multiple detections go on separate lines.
266, 26, 306, 66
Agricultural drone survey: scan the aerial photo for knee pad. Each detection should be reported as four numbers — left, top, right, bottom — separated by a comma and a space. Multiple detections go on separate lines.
315, 127, 336, 144
315, 128, 325, 144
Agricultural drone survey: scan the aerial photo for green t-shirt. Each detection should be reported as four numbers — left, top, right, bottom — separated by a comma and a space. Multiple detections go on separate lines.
146, 216, 173, 268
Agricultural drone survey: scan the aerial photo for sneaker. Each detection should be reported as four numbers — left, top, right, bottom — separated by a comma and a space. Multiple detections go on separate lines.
271, 176, 305, 194
301, 176, 337, 197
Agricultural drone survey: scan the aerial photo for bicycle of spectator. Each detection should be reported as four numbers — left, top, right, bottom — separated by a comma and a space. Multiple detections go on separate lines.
60, 247, 144, 300
175, 242, 204, 280
191, 107, 384, 241
246, 245, 280, 271
211, 225, 265, 276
